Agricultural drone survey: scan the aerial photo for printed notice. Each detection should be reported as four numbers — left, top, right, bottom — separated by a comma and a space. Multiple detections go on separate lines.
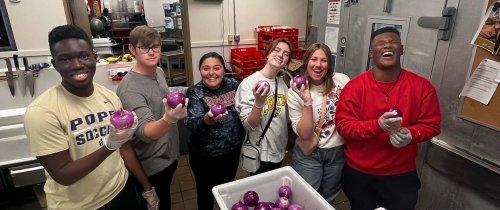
325, 26, 339, 53
327, 0, 342, 25
459, 59, 500, 105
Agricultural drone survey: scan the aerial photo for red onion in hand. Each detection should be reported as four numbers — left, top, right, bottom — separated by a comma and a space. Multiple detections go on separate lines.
165, 92, 186, 109
256, 80, 270, 91
210, 103, 226, 117
110, 109, 134, 129
388, 106, 403, 118
293, 75, 306, 89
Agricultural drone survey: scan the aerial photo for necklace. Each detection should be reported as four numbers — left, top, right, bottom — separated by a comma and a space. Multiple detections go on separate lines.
373, 72, 401, 103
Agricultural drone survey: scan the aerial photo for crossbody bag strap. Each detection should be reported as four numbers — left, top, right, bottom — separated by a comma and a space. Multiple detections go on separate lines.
257, 77, 278, 146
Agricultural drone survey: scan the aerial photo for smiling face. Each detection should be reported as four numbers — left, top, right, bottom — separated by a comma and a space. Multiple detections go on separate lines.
200, 57, 225, 89
51, 38, 96, 96
266, 42, 291, 70
369, 32, 403, 71
306, 49, 329, 85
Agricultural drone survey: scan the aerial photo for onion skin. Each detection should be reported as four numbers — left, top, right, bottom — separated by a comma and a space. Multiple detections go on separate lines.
278, 185, 292, 198
256, 80, 270, 90
388, 106, 403, 118
165, 92, 186, 109
243, 191, 259, 207
110, 109, 134, 129
231, 201, 248, 210
287, 204, 303, 210
274, 197, 290, 209
210, 103, 226, 117
255, 202, 271, 210
293, 75, 306, 89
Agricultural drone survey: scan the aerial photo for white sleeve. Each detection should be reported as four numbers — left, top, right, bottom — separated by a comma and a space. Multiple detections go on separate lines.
286, 87, 303, 134
235, 79, 257, 131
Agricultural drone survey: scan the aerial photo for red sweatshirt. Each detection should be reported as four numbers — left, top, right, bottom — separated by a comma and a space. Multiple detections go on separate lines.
335, 69, 441, 175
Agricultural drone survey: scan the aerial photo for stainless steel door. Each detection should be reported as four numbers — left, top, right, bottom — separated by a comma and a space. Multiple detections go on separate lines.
337, 0, 449, 79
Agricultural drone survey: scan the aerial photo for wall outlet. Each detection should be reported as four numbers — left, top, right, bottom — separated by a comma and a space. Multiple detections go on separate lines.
228, 34, 234, 42
234, 34, 240, 42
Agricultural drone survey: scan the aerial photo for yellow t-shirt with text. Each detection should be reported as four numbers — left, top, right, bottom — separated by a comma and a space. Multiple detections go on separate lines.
25, 83, 128, 210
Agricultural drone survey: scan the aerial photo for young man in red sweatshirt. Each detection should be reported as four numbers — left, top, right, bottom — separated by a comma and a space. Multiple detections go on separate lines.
335, 27, 441, 210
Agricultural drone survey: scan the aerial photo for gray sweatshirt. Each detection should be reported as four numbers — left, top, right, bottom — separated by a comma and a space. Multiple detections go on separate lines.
116, 68, 179, 176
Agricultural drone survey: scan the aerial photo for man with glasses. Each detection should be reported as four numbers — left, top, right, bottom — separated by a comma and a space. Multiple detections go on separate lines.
116, 25, 188, 210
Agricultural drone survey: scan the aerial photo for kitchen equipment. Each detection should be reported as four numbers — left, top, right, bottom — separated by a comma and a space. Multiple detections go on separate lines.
14, 54, 26, 96
5, 58, 15, 97
24, 58, 35, 97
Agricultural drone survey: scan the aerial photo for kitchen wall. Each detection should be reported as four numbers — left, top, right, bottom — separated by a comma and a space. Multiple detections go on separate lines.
187, 0, 307, 83
0, 1, 67, 58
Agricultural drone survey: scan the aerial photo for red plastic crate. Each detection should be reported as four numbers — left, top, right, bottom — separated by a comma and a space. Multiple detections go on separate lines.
293, 47, 307, 60
231, 47, 265, 61
257, 25, 299, 37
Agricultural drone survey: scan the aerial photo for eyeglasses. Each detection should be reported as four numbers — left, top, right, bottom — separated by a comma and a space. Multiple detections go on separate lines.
136, 45, 161, 54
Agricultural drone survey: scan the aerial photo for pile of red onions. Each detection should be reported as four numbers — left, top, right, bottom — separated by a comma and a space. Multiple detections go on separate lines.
230, 185, 303, 210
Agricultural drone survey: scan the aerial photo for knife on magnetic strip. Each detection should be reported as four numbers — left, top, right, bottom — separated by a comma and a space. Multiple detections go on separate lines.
23, 57, 35, 97
14, 54, 26, 96
5, 58, 15, 97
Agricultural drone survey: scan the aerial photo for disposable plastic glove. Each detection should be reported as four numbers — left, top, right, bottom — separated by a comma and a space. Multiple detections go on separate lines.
252, 82, 271, 108
162, 98, 188, 124
390, 127, 412, 148
290, 79, 312, 106
104, 112, 138, 150
378, 111, 402, 132
207, 109, 229, 122
142, 187, 160, 210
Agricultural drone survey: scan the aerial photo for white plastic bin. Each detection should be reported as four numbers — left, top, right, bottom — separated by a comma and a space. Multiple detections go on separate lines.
212, 166, 334, 210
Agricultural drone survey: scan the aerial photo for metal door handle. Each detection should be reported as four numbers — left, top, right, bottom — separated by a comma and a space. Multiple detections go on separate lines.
417, 7, 457, 41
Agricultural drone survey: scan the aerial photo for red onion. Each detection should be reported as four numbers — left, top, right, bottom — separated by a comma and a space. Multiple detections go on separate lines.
278, 185, 292, 198
274, 197, 290, 210
389, 106, 403, 118
110, 109, 134, 129
243, 191, 259, 207
267, 201, 276, 208
165, 91, 186, 109
210, 103, 226, 117
293, 75, 306, 89
287, 204, 303, 210
231, 201, 248, 210
256, 80, 270, 90
255, 202, 271, 210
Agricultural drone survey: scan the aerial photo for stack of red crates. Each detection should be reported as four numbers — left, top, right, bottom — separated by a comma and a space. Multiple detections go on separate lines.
257, 25, 306, 60
231, 47, 266, 82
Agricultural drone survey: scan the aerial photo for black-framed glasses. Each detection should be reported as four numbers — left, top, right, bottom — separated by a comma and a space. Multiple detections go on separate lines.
136, 45, 161, 54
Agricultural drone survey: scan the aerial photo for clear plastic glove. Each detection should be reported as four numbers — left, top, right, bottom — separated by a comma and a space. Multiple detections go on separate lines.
378, 111, 402, 132
105, 112, 138, 150
290, 79, 312, 106
390, 127, 412, 148
252, 82, 271, 108
142, 187, 160, 210
162, 98, 188, 124
207, 109, 228, 122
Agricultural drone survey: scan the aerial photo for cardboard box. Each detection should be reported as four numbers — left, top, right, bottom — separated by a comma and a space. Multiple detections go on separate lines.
212, 166, 334, 210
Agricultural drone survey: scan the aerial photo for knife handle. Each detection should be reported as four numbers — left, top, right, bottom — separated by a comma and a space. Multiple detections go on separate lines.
13, 54, 19, 68
23, 57, 29, 70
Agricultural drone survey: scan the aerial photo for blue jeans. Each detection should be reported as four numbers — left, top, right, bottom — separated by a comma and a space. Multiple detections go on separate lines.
292, 144, 345, 203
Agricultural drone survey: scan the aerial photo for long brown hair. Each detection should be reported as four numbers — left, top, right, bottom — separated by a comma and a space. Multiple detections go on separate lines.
302, 43, 335, 95
265, 38, 294, 68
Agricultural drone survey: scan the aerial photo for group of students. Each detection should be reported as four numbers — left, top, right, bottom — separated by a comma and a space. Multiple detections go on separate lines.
24, 24, 441, 210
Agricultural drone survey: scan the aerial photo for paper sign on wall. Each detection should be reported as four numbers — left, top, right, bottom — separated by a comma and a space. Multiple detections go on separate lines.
459, 59, 500, 105
327, 0, 342, 25
325, 26, 339, 53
